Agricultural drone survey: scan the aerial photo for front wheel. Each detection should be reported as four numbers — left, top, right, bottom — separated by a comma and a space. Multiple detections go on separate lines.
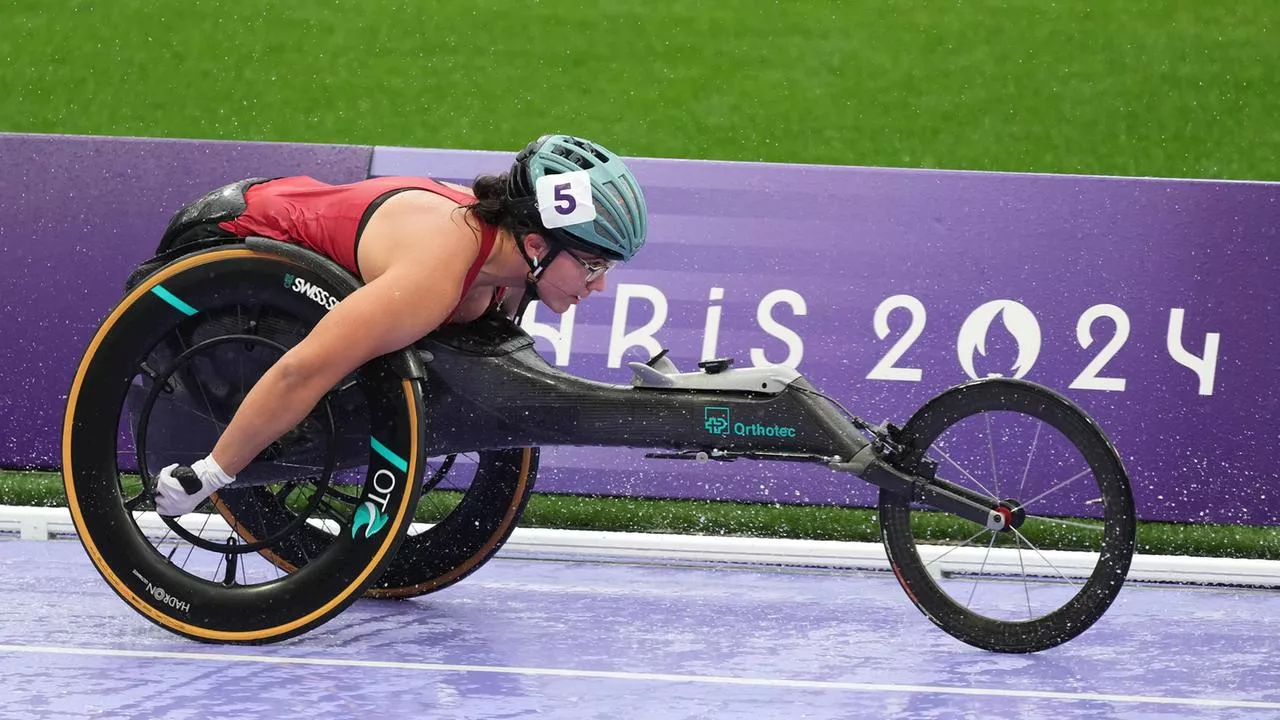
878, 378, 1136, 653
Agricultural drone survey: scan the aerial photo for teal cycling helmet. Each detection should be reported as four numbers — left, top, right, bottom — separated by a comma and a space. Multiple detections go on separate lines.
507, 134, 648, 262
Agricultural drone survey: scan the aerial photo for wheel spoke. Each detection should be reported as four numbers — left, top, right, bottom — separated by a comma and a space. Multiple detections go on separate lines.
263, 484, 312, 569
264, 488, 302, 572
965, 532, 1000, 607
1018, 420, 1042, 496
273, 481, 300, 503
134, 507, 176, 549
1019, 467, 1091, 510
923, 527, 992, 568
929, 444, 999, 500
321, 484, 361, 504
1010, 527, 1081, 589
984, 413, 1001, 498
1031, 515, 1105, 532
256, 460, 326, 473
179, 532, 198, 570
170, 330, 226, 436
312, 493, 351, 527
147, 392, 229, 432
1015, 532, 1033, 620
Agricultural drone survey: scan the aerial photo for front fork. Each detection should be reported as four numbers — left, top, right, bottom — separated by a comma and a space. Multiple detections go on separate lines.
831, 431, 1012, 532
654, 430, 1013, 532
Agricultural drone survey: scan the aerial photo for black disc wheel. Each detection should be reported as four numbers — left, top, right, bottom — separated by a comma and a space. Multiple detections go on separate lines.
63, 247, 426, 643
878, 378, 1136, 653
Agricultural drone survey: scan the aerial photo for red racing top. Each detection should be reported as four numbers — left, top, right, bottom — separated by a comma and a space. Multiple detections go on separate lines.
217, 176, 502, 314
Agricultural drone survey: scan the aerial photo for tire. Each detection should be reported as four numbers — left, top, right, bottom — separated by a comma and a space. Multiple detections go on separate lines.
63, 246, 426, 644
215, 446, 539, 599
878, 377, 1136, 653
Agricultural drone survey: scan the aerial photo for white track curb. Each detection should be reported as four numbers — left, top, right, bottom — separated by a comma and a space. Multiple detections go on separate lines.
3, 504, 1277, 587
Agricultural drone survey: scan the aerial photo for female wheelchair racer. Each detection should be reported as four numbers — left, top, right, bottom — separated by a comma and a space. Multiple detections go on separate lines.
62, 143, 1137, 654
140, 135, 642, 520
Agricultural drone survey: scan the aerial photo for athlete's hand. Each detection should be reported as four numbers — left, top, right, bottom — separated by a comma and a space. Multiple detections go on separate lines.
154, 456, 236, 516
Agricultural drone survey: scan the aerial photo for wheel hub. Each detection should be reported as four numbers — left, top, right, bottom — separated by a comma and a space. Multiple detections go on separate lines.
994, 499, 1026, 532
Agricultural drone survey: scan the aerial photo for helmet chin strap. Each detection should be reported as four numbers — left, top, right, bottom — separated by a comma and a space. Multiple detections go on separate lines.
513, 237, 563, 323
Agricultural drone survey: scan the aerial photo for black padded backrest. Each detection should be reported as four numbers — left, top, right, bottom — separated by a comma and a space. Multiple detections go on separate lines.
158, 177, 273, 254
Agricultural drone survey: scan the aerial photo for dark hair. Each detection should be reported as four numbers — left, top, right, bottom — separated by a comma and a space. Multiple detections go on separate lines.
465, 172, 540, 242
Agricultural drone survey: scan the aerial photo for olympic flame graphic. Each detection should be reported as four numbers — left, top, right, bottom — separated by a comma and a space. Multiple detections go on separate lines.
956, 300, 1042, 380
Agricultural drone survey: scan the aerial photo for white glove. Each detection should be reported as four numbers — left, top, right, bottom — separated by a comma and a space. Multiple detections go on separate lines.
154, 455, 236, 516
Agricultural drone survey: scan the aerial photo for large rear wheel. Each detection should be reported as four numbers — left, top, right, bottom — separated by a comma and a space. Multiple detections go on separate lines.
63, 247, 426, 643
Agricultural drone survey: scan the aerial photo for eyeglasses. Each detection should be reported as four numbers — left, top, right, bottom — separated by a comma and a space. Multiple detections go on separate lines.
565, 250, 616, 282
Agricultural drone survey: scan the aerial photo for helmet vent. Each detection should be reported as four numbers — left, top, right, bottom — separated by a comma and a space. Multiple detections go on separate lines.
551, 144, 592, 170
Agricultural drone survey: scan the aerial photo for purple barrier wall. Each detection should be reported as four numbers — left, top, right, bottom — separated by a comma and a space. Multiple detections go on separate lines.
373, 147, 1280, 525
2, 134, 1276, 525
0, 133, 373, 471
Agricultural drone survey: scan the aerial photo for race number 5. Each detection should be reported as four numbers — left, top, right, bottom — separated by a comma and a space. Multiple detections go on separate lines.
554, 184, 576, 214
536, 170, 597, 229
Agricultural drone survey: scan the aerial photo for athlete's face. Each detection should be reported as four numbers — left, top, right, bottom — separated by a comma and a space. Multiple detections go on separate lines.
529, 237, 613, 314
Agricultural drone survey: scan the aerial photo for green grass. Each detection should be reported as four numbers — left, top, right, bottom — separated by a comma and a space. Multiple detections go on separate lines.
7, 470, 1278, 559
2, 1, 1276, 180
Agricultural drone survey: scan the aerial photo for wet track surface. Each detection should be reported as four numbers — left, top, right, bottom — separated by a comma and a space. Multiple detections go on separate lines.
1, 538, 1278, 719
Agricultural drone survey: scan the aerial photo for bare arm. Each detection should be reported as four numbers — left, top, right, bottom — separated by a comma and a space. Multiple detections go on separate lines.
209, 249, 469, 476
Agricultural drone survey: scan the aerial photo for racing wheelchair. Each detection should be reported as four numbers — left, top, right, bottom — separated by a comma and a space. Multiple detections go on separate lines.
62, 237, 1136, 653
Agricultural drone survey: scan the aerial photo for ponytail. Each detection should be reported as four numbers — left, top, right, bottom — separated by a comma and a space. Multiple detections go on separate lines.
465, 172, 539, 241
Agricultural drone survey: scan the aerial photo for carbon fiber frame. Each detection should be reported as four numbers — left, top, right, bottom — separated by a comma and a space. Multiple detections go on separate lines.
416, 314, 870, 461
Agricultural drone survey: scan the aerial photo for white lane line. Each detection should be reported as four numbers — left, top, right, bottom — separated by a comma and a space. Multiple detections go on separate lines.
1, 643, 1276, 710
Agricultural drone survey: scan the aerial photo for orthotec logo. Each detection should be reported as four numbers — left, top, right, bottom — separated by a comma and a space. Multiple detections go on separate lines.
703, 406, 797, 438
704, 407, 731, 436
287, 274, 339, 310
351, 501, 389, 539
